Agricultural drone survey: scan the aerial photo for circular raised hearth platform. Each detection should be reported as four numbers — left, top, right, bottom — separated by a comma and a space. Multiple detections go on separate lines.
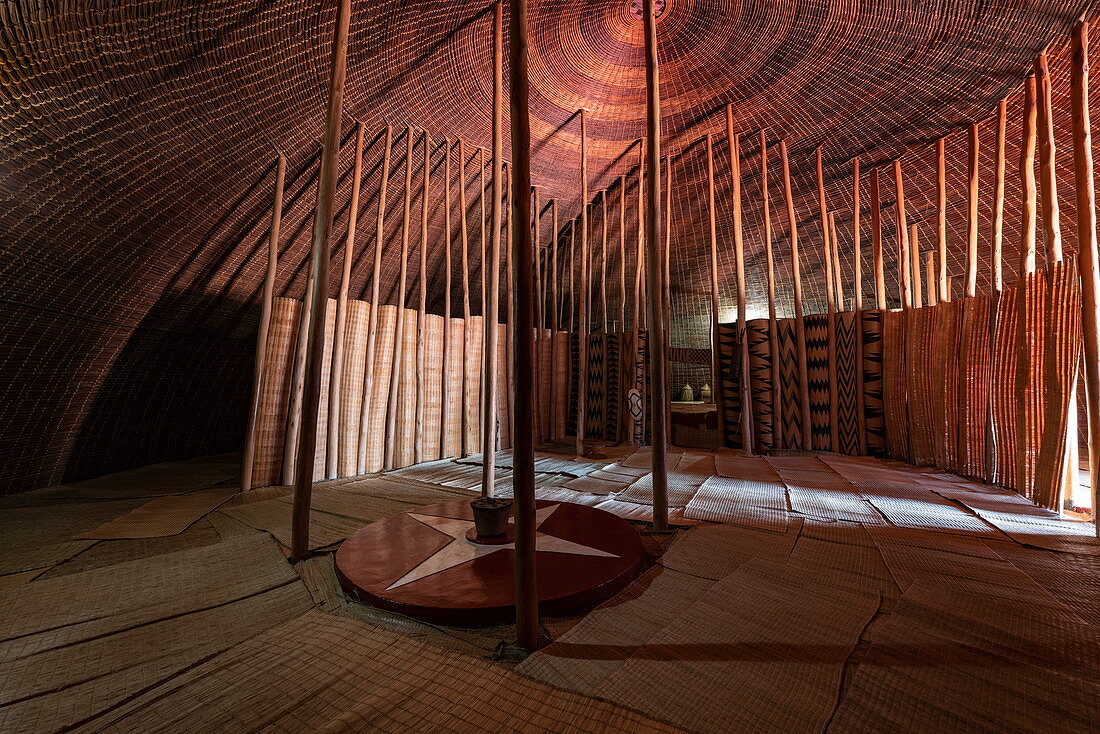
335, 499, 644, 625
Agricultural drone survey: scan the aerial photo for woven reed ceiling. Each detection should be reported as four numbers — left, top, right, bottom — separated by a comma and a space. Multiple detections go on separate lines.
0, 0, 1095, 492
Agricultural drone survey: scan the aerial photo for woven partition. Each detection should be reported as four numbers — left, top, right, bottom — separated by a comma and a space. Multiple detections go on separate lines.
463, 315, 484, 456
805, 314, 831, 452
553, 331, 570, 440
778, 318, 804, 450
716, 322, 744, 450
746, 319, 774, 452
881, 310, 909, 461
442, 318, 465, 460
253, 298, 302, 487
337, 301, 370, 477
990, 289, 1019, 488
836, 312, 860, 455
958, 296, 992, 478
933, 301, 962, 472
861, 310, 886, 456
905, 307, 937, 466
420, 314, 444, 462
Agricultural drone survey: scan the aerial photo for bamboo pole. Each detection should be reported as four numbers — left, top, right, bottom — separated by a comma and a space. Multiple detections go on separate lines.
1036, 51, 1063, 263
816, 149, 839, 451
925, 251, 937, 306
618, 177, 627, 333
242, 154, 286, 492
568, 222, 575, 332
415, 130, 430, 464
631, 143, 646, 445
852, 156, 867, 455
478, 148, 488, 438
1072, 20, 1100, 536
910, 224, 922, 309
1016, 74, 1038, 495
829, 213, 845, 310
758, 129, 778, 449
291, 0, 350, 561
936, 138, 948, 303
508, 0, 539, 651
532, 185, 542, 444
356, 125, 393, 473
441, 138, 453, 455
663, 155, 673, 433
779, 140, 812, 447
384, 127, 414, 471
964, 123, 979, 297
577, 109, 590, 457
601, 191, 609, 331
284, 282, 314, 483
506, 163, 515, 447
459, 139, 473, 455
483, 0, 503, 493
894, 161, 912, 310
326, 123, 365, 479
870, 167, 887, 309
705, 133, 728, 443
987, 98, 1007, 482
643, 0, 669, 528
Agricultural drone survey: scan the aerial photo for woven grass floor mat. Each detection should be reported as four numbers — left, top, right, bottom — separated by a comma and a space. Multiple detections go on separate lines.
0, 535, 312, 734
517, 566, 715, 694
330, 475, 472, 504
40, 521, 224, 580
785, 482, 884, 524
76, 486, 238, 539
827, 579, 1098, 734
0, 498, 143, 575
220, 495, 362, 550
992, 541, 1100, 627
294, 553, 347, 612
765, 455, 833, 473
592, 462, 651, 479
613, 471, 705, 508
658, 520, 802, 580
533, 454, 604, 477
455, 450, 515, 468
853, 482, 1001, 539
441, 465, 511, 491
714, 454, 780, 479
561, 474, 633, 495
620, 448, 685, 469
787, 520, 899, 607
26, 461, 235, 502
684, 474, 789, 532
594, 559, 879, 734
87, 610, 684, 734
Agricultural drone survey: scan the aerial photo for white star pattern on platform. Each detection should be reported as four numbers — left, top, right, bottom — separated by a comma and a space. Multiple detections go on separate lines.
385, 504, 619, 591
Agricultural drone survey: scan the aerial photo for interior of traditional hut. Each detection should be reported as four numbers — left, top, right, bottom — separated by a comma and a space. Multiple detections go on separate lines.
1, 1, 1099, 732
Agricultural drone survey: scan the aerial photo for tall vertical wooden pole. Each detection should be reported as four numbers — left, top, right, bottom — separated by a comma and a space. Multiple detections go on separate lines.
618, 177, 628, 332
415, 130, 430, 464
483, 0, 503, 493
781, 139, 812, 448
532, 186, 543, 443
327, 122, 365, 479
852, 156, 867, 455
816, 148, 839, 451
1016, 74, 1038, 494
757, 128, 777, 450
577, 110, 590, 457
550, 199, 560, 438
935, 138, 948, 304
893, 161, 912, 310
705, 134, 728, 443
1072, 21, 1100, 536
291, 0, 351, 561
987, 99, 1007, 481
357, 125, 392, 473
830, 214, 845, 310
601, 192, 610, 331
441, 139, 453, 455
870, 167, 887, 309
508, 0, 539, 651
459, 139, 473, 455
965, 123, 980, 297
631, 143, 646, 445
663, 155, 673, 432
242, 154, 286, 492
1036, 51, 1063, 263
643, 0, 669, 529
384, 127, 414, 471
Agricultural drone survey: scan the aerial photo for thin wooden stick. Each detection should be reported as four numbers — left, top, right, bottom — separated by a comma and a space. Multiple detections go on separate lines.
816, 149, 839, 451
965, 123, 979, 297
291, 0, 350, 561
870, 167, 887, 309
894, 160, 912, 310
283, 278, 314, 484
925, 251, 937, 306
830, 213, 845, 310
569, 222, 576, 332
505, 162, 515, 446
758, 128, 777, 450
644, 0, 669, 528
618, 177, 627, 333
992, 99, 1007, 292
852, 156, 867, 455
631, 143, 646, 445
601, 191, 609, 331
577, 109, 590, 457
780, 139, 812, 448
415, 129, 430, 464
1071, 20, 1100, 536
357, 125, 393, 473
327, 122, 365, 479
483, 0, 503, 492
549, 198, 559, 438
705, 133, 727, 443
1021, 76, 1038, 274
242, 153, 286, 492
910, 223, 922, 308
936, 138, 948, 303
663, 155, 673, 435
441, 138, 453, 455
459, 138, 473, 455
1035, 51, 1063, 263
384, 127, 414, 471
478, 147, 488, 441
532, 185, 542, 444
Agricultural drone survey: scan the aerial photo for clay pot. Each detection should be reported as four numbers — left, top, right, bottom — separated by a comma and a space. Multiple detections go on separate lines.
470, 496, 514, 537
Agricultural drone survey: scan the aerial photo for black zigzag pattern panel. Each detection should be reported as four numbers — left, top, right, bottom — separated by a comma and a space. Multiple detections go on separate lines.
585, 333, 606, 440
716, 322, 743, 450
861, 310, 886, 456
778, 318, 803, 450
747, 319, 775, 453
604, 332, 621, 442
804, 314, 831, 452
836, 312, 860, 455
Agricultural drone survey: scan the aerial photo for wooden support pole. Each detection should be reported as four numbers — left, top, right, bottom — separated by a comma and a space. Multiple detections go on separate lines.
643, 0, 669, 529
781, 139, 812, 448
550, 199, 560, 438
533, 185, 542, 444
327, 122, 365, 479
817, 149, 839, 451
291, 0, 350, 561
568, 222, 576, 332
415, 130, 430, 464
663, 155, 673, 433
459, 138, 473, 455
965, 123, 980, 297
631, 143, 646, 445
893, 160, 912, 309
441, 138, 453, 455
925, 251, 937, 306
1021, 76, 1039, 274
384, 127, 414, 471
483, 0, 503, 492
1036, 51, 1063, 263
992, 99, 1008, 292
870, 167, 887, 310
508, 0, 539, 651
1072, 20, 1100, 535
910, 224, 922, 309
829, 213, 845, 310
757, 128, 776, 450
618, 177, 628, 332
242, 154, 286, 493
705, 134, 728, 443
936, 138, 949, 303
357, 125, 392, 473
506, 163, 515, 445
852, 156, 867, 455
601, 191, 609, 331
577, 109, 590, 457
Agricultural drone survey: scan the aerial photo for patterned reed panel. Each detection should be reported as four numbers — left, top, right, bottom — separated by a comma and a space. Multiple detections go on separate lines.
254, 298, 302, 487
1035, 259, 1083, 509
991, 289, 1019, 489
393, 309, 419, 469
933, 301, 962, 473
716, 322, 743, 451
804, 314, 831, 452
312, 302, 337, 482
905, 307, 938, 467
567, 332, 580, 438
860, 310, 886, 457
881, 310, 909, 462
836, 312, 859, 456
778, 318, 804, 451
746, 319, 775, 453
958, 296, 992, 478
337, 300, 370, 477
419, 314, 444, 463
584, 333, 607, 441
552, 331, 570, 440
604, 331, 622, 442
363, 305, 398, 473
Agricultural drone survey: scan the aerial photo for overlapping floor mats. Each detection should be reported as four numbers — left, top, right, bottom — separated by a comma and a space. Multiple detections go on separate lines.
77, 486, 238, 539
88, 611, 682, 734
785, 519, 900, 606
804, 313, 831, 451
933, 300, 962, 472
336, 300, 370, 476
684, 471, 789, 531
905, 306, 937, 466
994, 541, 1100, 626
881, 309, 909, 461
836, 311, 860, 455
658, 520, 802, 581
746, 318, 775, 452
0, 499, 142, 575
770, 459, 884, 524
0, 535, 313, 734
958, 296, 992, 478
254, 297, 301, 486
860, 309, 886, 456
593, 560, 879, 734
778, 318, 804, 449
852, 480, 1000, 538
827, 580, 1098, 734
613, 470, 705, 508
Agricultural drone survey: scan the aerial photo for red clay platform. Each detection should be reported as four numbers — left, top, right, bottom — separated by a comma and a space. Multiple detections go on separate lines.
335, 499, 644, 625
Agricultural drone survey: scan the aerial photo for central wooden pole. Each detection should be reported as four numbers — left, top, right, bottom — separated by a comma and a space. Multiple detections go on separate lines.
705, 133, 728, 443
483, 1, 504, 494
291, 0, 351, 561
852, 156, 867, 455
643, 0, 669, 530
508, 0, 539, 651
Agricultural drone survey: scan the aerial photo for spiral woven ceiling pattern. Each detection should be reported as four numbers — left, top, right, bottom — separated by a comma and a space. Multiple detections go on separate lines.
0, 0, 1094, 492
